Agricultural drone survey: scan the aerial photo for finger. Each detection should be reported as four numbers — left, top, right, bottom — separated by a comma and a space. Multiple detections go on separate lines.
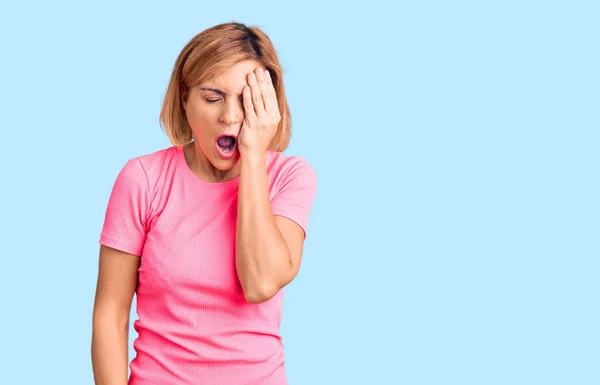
264, 69, 274, 86
248, 72, 265, 115
242, 86, 256, 119
260, 70, 278, 114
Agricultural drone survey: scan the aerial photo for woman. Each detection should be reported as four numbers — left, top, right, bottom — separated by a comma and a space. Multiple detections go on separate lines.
91, 22, 317, 385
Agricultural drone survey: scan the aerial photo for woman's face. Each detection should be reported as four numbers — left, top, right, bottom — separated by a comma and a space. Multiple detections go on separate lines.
183, 59, 264, 172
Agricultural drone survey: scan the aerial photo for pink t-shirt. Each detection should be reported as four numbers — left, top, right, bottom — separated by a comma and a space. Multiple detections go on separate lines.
99, 145, 317, 385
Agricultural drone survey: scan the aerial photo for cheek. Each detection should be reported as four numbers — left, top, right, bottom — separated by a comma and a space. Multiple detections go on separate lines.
188, 105, 216, 129
188, 107, 222, 142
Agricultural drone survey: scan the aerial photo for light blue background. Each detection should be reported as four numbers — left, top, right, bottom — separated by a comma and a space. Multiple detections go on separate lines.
1, 1, 598, 384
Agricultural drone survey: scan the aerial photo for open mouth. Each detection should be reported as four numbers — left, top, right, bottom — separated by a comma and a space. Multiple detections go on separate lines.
215, 135, 238, 159
217, 135, 236, 152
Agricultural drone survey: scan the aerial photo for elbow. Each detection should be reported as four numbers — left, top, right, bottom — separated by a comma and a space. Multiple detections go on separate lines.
243, 282, 280, 304
92, 307, 130, 332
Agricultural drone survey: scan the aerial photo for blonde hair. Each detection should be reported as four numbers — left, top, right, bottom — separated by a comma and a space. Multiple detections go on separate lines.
159, 22, 291, 151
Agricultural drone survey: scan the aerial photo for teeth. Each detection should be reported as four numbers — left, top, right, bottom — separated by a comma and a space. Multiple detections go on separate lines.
221, 144, 234, 152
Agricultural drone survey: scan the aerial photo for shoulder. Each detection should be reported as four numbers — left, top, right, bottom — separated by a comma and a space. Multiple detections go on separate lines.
113, 145, 179, 195
133, 146, 179, 174
267, 150, 316, 179
266, 150, 317, 192
118, 146, 179, 183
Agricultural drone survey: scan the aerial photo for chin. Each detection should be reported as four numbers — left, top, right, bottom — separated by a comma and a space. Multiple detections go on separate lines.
211, 154, 240, 171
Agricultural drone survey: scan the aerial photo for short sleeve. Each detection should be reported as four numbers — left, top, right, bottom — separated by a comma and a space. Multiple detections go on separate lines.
271, 157, 317, 238
99, 158, 150, 256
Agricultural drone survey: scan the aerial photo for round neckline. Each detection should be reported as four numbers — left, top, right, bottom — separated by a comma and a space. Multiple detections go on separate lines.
177, 145, 240, 188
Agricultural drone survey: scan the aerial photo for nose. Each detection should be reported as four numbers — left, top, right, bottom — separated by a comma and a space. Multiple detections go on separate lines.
219, 101, 242, 125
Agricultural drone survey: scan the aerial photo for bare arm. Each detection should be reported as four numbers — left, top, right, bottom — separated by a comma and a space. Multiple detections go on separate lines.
235, 155, 306, 303
235, 68, 312, 304
91, 245, 140, 385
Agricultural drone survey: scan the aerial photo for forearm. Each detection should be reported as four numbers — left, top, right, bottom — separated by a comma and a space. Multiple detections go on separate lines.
91, 318, 129, 385
236, 154, 292, 303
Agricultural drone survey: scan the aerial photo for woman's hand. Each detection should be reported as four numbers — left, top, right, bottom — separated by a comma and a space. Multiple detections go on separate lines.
237, 67, 280, 159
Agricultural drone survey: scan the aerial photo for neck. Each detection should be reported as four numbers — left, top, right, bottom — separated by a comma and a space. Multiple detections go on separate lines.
184, 141, 241, 183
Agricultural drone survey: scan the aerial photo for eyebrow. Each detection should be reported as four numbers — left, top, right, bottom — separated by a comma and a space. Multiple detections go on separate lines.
199, 87, 234, 97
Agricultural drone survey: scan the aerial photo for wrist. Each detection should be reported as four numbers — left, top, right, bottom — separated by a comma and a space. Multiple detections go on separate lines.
240, 150, 267, 166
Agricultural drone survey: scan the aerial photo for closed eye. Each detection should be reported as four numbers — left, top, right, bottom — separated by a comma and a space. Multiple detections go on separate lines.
204, 96, 243, 104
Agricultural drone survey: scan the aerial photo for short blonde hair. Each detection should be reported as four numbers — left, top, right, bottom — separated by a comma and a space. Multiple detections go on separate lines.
160, 22, 292, 152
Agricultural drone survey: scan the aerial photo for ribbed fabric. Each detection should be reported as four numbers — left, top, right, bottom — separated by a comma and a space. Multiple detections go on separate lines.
99, 146, 317, 385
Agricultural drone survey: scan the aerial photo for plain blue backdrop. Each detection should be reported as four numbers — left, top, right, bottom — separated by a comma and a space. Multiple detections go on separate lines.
0, 1, 598, 384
